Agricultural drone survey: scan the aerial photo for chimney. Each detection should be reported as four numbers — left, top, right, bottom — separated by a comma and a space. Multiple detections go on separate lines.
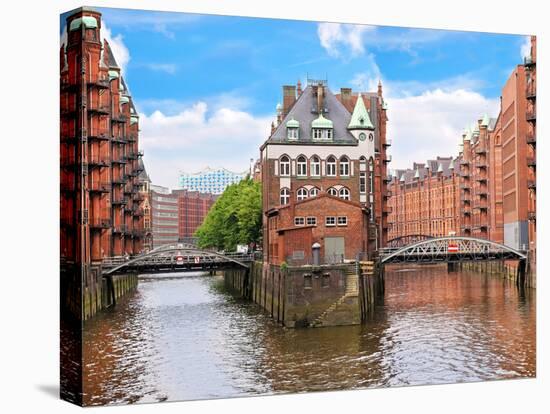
317, 83, 324, 114
297, 79, 302, 96
282, 85, 297, 116
377, 80, 383, 97
340, 87, 352, 111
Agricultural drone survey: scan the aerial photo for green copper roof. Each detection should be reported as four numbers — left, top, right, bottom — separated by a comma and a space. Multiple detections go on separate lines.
348, 94, 374, 130
481, 113, 490, 127
437, 163, 443, 173
69, 16, 98, 32
108, 70, 119, 80
130, 115, 139, 125
286, 118, 299, 128
311, 113, 333, 129
472, 122, 480, 134
120, 96, 130, 104
463, 126, 472, 142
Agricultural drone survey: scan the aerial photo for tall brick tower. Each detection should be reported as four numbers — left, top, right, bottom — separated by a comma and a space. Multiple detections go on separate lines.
60, 7, 145, 318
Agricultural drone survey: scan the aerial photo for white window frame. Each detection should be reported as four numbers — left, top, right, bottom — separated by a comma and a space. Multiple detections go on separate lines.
325, 216, 336, 227
326, 156, 337, 176
297, 156, 307, 177
280, 156, 290, 176
294, 216, 305, 226
339, 187, 351, 200
287, 127, 298, 140
296, 187, 308, 201
280, 187, 290, 205
337, 216, 348, 226
306, 216, 317, 226
309, 187, 319, 197
339, 156, 350, 176
310, 156, 320, 177
360, 171, 367, 194
327, 187, 338, 197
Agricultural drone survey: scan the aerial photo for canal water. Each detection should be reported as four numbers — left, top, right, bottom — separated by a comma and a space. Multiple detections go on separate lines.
82, 265, 536, 406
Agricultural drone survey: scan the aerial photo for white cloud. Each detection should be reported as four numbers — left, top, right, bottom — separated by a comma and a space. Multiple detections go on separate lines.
521, 35, 532, 59
143, 63, 178, 74
138, 101, 272, 188
101, 23, 130, 73
318, 23, 374, 58
386, 89, 499, 170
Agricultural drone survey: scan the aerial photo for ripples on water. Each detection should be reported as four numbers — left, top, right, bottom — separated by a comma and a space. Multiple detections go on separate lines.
82, 266, 536, 406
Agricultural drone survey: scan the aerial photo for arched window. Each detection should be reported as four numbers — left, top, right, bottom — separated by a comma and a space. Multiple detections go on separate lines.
280, 155, 290, 176
327, 187, 338, 197
280, 187, 290, 205
327, 156, 337, 176
310, 187, 319, 197
339, 156, 350, 176
339, 187, 350, 200
297, 155, 307, 177
310, 155, 320, 177
297, 187, 308, 201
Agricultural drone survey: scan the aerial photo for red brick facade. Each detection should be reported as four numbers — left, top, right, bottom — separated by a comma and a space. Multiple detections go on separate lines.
60, 8, 146, 264
525, 36, 536, 271
173, 189, 217, 240
261, 80, 389, 264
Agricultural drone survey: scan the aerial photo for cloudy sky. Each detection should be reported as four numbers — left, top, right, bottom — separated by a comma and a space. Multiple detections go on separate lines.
61, 8, 531, 188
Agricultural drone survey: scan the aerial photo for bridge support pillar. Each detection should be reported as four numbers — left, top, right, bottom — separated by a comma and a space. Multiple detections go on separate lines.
516, 259, 526, 288
447, 262, 458, 272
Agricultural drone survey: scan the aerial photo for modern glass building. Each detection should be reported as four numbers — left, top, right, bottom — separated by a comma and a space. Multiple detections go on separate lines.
178, 167, 247, 195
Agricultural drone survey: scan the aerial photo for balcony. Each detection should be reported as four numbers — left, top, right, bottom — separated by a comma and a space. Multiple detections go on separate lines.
137, 150, 144, 157
528, 179, 536, 191
89, 181, 110, 193
475, 176, 488, 183
383, 176, 392, 184
460, 159, 469, 166
460, 171, 470, 178
478, 189, 488, 196
526, 84, 536, 100
474, 146, 487, 155
87, 78, 110, 89
524, 56, 536, 68
383, 190, 392, 198
460, 224, 471, 231
127, 135, 137, 142
89, 218, 111, 229
462, 210, 471, 216
112, 176, 125, 185
88, 133, 109, 142
111, 156, 127, 165
528, 211, 536, 222
383, 155, 392, 163
527, 157, 536, 169
111, 197, 127, 206
88, 154, 110, 169
126, 152, 138, 160
526, 109, 536, 122
460, 184, 470, 190
88, 104, 110, 116
111, 113, 127, 123
476, 162, 487, 169
383, 139, 392, 147
111, 136, 127, 144
112, 224, 128, 234
526, 130, 536, 146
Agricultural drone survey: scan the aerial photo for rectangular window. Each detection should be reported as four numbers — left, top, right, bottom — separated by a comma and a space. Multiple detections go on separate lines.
321, 273, 330, 288
360, 172, 367, 194
325, 216, 336, 226
306, 216, 317, 226
337, 216, 348, 226
304, 274, 312, 289
294, 217, 305, 226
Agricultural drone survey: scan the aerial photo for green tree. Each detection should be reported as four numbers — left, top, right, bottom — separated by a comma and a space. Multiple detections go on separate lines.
195, 178, 262, 251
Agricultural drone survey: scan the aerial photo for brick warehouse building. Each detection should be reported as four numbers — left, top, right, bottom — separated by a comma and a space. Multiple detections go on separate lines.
525, 36, 536, 275
387, 45, 536, 268
151, 186, 217, 247
260, 79, 390, 264
388, 157, 461, 240
60, 8, 146, 267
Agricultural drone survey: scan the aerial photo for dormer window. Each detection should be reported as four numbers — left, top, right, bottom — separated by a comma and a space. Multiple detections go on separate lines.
311, 114, 333, 141
286, 118, 300, 141
288, 128, 299, 140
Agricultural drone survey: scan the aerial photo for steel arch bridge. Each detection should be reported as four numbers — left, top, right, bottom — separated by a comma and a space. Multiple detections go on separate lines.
386, 234, 434, 249
102, 243, 255, 276
379, 236, 527, 265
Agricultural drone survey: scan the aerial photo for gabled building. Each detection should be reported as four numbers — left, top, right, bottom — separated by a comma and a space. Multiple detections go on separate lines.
260, 79, 390, 264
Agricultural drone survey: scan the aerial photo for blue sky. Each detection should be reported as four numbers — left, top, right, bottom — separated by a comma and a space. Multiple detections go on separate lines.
61, 7, 531, 188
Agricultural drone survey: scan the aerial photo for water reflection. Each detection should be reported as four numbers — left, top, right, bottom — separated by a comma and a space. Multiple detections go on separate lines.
82, 266, 535, 406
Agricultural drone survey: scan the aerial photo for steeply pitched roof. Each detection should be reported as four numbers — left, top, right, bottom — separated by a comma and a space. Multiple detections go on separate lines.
105, 41, 120, 69
348, 93, 374, 129
268, 85, 356, 145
